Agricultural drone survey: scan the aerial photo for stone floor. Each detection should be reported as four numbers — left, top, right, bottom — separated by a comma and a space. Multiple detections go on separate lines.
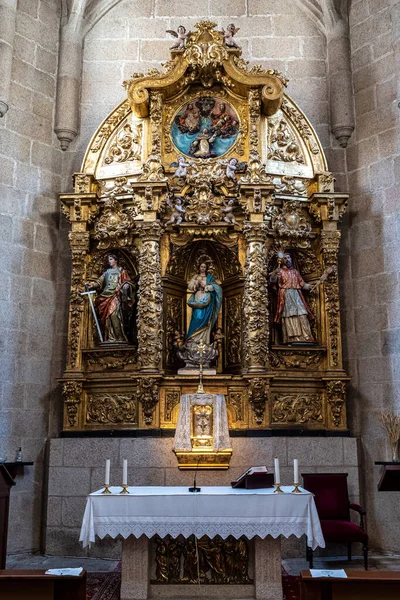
6, 552, 400, 575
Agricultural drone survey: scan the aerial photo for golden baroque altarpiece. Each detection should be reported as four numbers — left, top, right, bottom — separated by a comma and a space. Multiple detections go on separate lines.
60, 22, 349, 436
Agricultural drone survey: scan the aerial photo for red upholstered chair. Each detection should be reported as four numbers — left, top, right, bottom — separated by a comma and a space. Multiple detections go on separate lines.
302, 473, 368, 570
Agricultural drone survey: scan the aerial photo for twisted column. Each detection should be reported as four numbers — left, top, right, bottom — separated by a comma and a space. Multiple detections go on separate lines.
242, 222, 269, 373
137, 222, 163, 373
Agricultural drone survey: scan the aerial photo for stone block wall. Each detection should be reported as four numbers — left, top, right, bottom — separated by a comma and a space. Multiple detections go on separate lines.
343, 0, 400, 552
45, 437, 360, 559
0, 0, 64, 553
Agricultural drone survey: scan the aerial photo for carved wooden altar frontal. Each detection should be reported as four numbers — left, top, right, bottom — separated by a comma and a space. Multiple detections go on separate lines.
60, 21, 349, 434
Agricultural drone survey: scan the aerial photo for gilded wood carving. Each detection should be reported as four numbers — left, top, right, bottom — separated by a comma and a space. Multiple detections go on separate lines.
59, 21, 349, 433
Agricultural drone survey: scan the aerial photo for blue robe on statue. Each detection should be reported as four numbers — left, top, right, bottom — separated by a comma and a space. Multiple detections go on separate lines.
186, 273, 222, 343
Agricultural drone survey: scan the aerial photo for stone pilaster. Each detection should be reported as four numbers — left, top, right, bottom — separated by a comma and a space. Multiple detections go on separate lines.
327, 18, 355, 148
55, 0, 87, 150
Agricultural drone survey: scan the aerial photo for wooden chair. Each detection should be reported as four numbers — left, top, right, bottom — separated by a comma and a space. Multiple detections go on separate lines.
302, 473, 368, 570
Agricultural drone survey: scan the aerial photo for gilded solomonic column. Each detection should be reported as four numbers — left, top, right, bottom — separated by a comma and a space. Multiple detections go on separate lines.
137, 221, 164, 373
242, 222, 269, 374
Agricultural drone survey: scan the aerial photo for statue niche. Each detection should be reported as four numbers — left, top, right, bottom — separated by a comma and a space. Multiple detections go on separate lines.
85, 251, 138, 347
163, 242, 243, 374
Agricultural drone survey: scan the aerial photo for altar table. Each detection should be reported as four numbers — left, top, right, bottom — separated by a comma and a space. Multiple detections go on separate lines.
80, 486, 324, 600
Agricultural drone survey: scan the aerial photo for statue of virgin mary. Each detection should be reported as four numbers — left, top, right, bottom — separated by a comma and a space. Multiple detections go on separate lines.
186, 261, 222, 345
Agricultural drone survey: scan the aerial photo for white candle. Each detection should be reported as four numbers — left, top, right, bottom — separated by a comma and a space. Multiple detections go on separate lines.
294, 459, 299, 484
105, 459, 110, 486
123, 459, 128, 486
274, 457, 280, 484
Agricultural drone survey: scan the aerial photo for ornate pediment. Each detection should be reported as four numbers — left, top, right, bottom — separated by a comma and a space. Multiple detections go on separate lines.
123, 21, 284, 119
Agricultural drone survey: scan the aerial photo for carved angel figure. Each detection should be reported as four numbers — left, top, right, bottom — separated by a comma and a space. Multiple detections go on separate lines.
165, 194, 185, 226
217, 157, 247, 181
166, 25, 188, 49
170, 155, 190, 179
223, 23, 240, 48
221, 198, 236, 224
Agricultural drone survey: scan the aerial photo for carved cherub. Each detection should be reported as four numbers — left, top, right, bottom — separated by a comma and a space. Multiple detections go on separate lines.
221, 198, 236, 224
165, 193, 185, 226
223, 23, 240, 48
218, 157, 247, 181
166, 25, 188, 50
170, 155, 190, 179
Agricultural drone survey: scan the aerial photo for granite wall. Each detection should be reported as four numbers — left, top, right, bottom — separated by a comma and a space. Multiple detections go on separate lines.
0, 0, 63, 553
342, 0, 400, 553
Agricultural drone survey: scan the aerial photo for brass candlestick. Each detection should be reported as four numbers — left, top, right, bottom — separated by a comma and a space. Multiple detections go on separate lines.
120, 484, 129, 494
102, 484, 112, 494
273, 483, 283, 493
292, 483, 302, 493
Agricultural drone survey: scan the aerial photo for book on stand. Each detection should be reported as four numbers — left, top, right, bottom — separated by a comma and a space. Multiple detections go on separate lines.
231, 465, 274, 489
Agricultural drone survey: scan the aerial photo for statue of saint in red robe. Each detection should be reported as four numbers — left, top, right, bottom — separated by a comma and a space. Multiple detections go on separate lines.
270, 253, 314, 345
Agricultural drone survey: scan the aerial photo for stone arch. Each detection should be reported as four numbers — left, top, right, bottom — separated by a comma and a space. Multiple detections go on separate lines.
80, 0, 343, 38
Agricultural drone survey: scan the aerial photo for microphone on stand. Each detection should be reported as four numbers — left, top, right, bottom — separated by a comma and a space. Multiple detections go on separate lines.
189, 458, 201, 493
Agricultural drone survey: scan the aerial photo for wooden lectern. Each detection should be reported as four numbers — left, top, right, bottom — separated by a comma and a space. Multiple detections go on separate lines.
0, 465, 16, 570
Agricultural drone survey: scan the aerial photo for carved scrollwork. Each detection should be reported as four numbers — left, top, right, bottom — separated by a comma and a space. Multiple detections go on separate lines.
68, 232, 89, 368
267, 117, 304, 163
139, 92, 167, 182
320, 230, 340, 367
248, 377, 268, 425
166, 295, 183, 366
74, 173, 93, 193
269, 349, 324, 369
318, 172, 336, 193
281, 97, 319, 155
272, 176, 309, 197
62, 381, 83, 427
228, 390, 244, 423
225, 295, 242, 365
165, 389, 180, 422
91, 100, 131, 154
272, 201, 313, 250
86, 393, 137, 424
105, 122, 143, 164
240, 89, 271, 186
326, 380, 346, 427
184, 21, 229, 70
94, 198, 135, 249
295, 249, 322, 276
134, 377, 160, 425
272, 394, 323, 424
85, 350, 138, 370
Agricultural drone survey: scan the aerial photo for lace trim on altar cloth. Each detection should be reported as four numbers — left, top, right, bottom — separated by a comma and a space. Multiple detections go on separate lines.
173, 393, 231, 452
89, 519, 324, 551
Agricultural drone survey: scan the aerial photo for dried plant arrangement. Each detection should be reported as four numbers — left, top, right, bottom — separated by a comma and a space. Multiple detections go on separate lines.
379, 411, 400, 462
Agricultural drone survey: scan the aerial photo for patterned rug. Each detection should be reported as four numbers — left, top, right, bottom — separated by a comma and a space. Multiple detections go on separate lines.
87, 567, 300, 600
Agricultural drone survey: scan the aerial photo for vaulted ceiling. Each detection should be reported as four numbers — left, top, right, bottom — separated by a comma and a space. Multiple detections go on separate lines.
60, 0, 349, 37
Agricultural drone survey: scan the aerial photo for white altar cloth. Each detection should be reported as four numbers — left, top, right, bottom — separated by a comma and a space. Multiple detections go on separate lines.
79, 485, 325, 550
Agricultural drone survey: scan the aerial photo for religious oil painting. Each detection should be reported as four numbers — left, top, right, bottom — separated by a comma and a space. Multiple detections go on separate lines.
171, 96, 240, 159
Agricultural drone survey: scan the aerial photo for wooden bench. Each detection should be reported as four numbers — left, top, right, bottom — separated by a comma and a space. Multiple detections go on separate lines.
0, 569, 86, 600
301, 569, 400, 600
